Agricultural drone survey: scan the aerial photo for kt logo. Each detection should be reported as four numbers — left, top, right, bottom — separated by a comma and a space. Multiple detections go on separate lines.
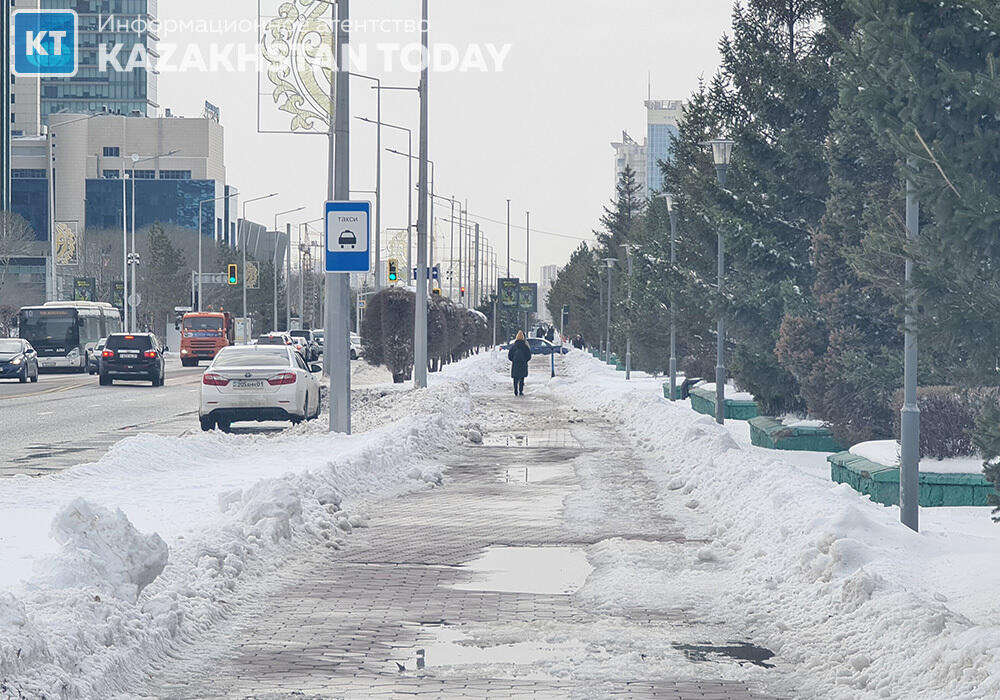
13, 10, 79, 77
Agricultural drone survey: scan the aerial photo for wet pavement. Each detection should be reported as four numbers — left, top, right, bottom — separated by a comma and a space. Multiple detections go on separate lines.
136, 365, 785, 699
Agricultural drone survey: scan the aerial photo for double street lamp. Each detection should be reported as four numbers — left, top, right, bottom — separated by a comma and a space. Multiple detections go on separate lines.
603, 257, 617, 363
659, 192, 679, 401
700, 137, 735, 425
241, 193, 279, 324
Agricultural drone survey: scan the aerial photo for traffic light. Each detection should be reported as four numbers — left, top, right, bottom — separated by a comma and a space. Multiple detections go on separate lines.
460, 286, 466, 298
432, 288, 441, 297
227, 264, 238, 285
387, 258, 399, 284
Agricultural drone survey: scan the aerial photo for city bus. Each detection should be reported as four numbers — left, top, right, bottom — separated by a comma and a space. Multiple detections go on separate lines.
17, 302, 122, 372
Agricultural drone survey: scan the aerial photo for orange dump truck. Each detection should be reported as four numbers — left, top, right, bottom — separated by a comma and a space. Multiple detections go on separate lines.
179, 311, 234, 366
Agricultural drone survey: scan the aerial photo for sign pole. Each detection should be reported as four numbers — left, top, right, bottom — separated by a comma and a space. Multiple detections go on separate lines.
327, 0, 352, 434
413, 0, 430, 389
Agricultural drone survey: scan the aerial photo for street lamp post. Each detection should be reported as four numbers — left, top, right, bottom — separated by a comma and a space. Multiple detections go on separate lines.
603, 257, 617, 363
128, 149, 179, 332
661, 193, 679, 401
351, 74, 382, 290
620, 244, 635, 381
357, 117, 412, 282
506, 199, 511, 277
900, 156, 920, 532
701, 137, 735, 425
241, 193, 278, 323
274, 206, 305, 331
386, 148, 434, 285
197, 190, 241, 313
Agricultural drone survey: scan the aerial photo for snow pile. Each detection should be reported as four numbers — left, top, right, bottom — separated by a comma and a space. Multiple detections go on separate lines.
35, 499, 168, 603
0, 366, 479, 698
548, 352, 1000, 699
694, 381, 755, 402
850, 439, 985, 475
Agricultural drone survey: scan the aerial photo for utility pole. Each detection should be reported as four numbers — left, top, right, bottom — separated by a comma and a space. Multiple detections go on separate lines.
506, 199, 511, 277
900, 156, 920, 532
449, 198, 455, 299
525, 211, 531, 282
604, 258, 616, 363
413, 0, 429, 388
474, 223, 480, 307
286, 222, 292, 329
327, 0, 352, 433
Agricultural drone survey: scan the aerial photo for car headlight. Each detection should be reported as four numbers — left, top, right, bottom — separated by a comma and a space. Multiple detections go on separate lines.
10, 356, 23, 365
68, 348, 80, 359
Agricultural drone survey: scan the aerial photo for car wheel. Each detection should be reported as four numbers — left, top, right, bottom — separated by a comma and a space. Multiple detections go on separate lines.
199, 415, 215, 431
19, 368, 27, 383
99, 373, 112, 386
30, 367, 39, 383
217, 420, 232, 433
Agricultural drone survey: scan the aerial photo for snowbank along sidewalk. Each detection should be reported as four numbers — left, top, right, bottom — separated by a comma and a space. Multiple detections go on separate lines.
0, 360, 486, 698
547, 351, 1000, 699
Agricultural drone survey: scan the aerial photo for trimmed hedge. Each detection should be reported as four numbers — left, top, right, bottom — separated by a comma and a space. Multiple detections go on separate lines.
892, 386, 1000, 460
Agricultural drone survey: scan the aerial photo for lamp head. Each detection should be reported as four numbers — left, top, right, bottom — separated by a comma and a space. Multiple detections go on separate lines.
701, 138, 735, 167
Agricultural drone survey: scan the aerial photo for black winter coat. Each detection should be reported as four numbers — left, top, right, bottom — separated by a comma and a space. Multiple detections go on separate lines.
508, 340, 532, 379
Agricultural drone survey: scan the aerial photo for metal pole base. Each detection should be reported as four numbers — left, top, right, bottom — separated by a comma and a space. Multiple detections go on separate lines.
715, 365, 725, 425
669, 356, 677, 402
900, 404, 920, 531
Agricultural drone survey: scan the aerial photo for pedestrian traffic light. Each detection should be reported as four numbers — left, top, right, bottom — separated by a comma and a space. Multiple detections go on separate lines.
227, 264, 238, 285
388, 258, 399, 284
432, 288, 441, 297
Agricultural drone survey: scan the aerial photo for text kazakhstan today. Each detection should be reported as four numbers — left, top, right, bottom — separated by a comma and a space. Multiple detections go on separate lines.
99, 41, 514, 74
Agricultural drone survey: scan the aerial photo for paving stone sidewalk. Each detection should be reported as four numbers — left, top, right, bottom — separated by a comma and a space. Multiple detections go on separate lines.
137, 364, 786, 699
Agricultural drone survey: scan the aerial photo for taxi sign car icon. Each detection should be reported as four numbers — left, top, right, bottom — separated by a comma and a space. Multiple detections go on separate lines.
338, 230, 358, 248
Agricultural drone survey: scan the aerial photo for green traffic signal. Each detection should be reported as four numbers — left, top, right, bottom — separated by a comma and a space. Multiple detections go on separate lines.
227, 264, 238, 285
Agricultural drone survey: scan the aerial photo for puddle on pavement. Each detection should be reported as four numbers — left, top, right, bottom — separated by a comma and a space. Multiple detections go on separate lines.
482, 429, 581, 449
449, 546, 593, 595
402, 626, 578, 678
499, 462, 575, 484
673, 642, 776, 668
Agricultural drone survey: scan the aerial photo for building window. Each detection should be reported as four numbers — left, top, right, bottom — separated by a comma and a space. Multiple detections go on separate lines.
103, 169, 121, 179
159, 170, 192, 180
12, 169, 47, 179
126, 169, 156, 180
103, 146, 121, 157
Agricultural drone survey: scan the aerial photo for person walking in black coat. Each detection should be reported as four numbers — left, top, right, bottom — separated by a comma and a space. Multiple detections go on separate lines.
507, 331, 532, 396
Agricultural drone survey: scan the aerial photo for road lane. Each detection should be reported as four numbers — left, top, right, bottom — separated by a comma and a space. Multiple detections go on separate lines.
0, 358, 206, 477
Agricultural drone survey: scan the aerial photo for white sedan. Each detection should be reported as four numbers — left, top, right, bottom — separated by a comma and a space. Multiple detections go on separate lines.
199, 345, 322, 432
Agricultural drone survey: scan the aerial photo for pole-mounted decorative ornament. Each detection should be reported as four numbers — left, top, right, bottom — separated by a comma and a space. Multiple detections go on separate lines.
259, 0, 336, 134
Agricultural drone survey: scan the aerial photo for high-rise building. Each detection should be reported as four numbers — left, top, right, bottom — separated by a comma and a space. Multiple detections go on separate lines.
9, 0, 42, 137
611, 131, 647, 196
539, 264, 561, 323
40, 0, 159, 124
645, 100, 684, 197
11, 113, 230, 242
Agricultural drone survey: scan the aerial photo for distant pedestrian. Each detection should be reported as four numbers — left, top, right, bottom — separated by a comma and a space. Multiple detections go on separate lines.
545, 326, 555, 343
535, 326, 545, 338
507, 330, 532, 396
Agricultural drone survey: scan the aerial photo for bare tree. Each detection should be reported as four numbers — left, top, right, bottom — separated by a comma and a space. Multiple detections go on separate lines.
0, 212, 36, 299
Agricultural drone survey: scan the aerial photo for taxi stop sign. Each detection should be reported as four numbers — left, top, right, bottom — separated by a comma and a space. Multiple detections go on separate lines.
325, 201, 371, 272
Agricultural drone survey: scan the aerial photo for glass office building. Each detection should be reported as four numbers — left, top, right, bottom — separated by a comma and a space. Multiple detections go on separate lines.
40, 0, 159, 123
645, 100, 684, 198
85, 178, 216, 233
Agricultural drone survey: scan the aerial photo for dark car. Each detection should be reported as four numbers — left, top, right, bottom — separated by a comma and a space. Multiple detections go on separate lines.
0, 338, 39, 383
288, 329, 320, 361
86, 337, 107, 374
99, 333, 166, 386
500, 338, 569, 356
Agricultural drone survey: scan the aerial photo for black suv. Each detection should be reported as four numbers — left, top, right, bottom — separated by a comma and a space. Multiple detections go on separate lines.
100, 333, 166, 386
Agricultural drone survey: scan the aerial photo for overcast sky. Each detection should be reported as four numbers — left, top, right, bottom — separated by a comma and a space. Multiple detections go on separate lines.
157, 1, 736, 282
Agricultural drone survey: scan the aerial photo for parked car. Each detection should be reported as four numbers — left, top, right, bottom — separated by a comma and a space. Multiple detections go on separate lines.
501, 337, 569, 356
86, 337, 107, 374
288, 329, 320, 361
0, 338, 39, 383
350, 332, 363, 360
99, 333, 166, 386
256, 332, 308, 360
199, 345, 322, 431
313, 329, 325, 355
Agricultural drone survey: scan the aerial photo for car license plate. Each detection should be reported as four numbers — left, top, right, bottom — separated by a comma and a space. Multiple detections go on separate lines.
233, 379, 265, 389
119, 352, 138, 359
